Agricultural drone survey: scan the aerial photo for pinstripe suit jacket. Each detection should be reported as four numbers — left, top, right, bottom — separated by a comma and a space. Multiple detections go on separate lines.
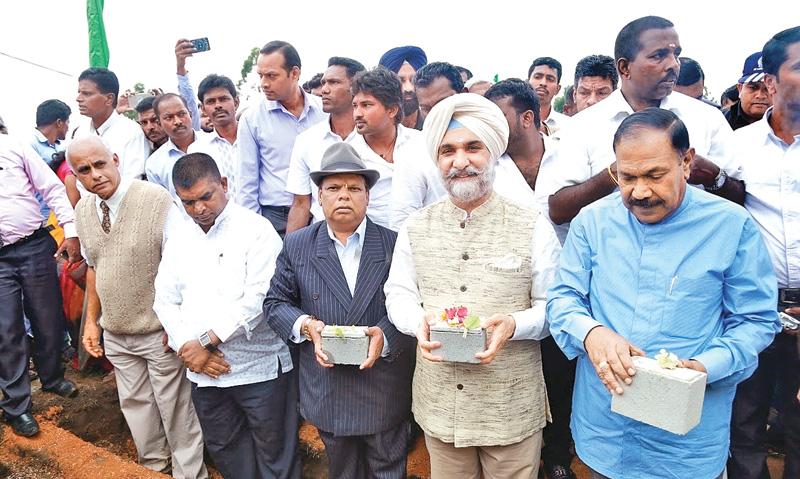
265, 218, 415, 436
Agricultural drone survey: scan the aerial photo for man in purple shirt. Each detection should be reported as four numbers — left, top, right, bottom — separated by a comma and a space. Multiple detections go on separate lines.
0, 134, 81, 437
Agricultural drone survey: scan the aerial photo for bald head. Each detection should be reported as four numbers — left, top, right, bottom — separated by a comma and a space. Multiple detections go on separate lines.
67, 136, 121, 200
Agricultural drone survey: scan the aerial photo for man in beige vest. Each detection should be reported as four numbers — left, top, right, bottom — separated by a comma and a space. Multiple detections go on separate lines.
384, 94, 561, 479
67, 136, 207, 479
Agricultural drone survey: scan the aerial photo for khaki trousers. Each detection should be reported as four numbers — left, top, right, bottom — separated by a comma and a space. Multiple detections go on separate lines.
104, 330, 207, 479
424, 430, 542, 479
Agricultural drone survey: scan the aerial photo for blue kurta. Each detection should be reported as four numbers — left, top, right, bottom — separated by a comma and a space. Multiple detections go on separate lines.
547, 186, 780, 479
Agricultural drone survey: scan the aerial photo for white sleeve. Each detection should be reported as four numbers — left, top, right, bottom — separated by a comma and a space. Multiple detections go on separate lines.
390, 156, 429, 230
212, 222, 283, 342
285, 135, 312, 196
510, 213, 562, 340
384, 223, 426, 336
153, 229, 195, 351
121, 126, 149, 180
705, 110, 741, 179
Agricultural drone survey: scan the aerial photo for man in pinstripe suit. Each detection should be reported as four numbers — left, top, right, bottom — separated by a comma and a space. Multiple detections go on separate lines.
265, 142, 415, 479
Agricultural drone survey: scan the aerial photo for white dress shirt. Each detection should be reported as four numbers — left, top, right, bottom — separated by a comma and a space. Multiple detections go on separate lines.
736, 109, 800, 289
538, 89, 740, 236
74, 112, 150, 180
542, 90, 740, 198
384, 203, 562, 340
153, 201, 289, 387
542, 109, 571, 140
285, 119, 359, 223
145, 131, 236, 213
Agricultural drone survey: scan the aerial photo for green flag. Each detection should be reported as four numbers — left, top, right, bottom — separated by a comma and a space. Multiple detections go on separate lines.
87, 0, 109, 67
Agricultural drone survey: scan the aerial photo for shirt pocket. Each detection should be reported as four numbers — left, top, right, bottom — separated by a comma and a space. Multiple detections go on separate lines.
659, 275, 722, 340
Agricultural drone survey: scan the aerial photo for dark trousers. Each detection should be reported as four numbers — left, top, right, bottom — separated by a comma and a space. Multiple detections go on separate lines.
260, 205, 291, 238
729, 333, 800, 479
317, 421, 409, 479
541, 335, 577, 467
190, 367, 300, 479
0, 230, 66, 417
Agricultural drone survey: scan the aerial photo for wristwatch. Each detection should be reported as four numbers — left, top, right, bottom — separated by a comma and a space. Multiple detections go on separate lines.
706, 169, 727, 191
301, 316, 317, 341
198, 331, 217, 351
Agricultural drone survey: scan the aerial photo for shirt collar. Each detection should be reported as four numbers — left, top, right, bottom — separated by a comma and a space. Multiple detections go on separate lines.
762, 107, 800, 147
326, 216, 368, 249
266, 87, 318, 120
199, 200, 232, 236
165, 131, 199, 155
33, 129, 59, 147
91, 111, 119, 136
95, 177, 132, 214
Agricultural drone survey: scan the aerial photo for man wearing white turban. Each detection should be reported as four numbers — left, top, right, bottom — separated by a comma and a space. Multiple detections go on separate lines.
384, 93, 562, 478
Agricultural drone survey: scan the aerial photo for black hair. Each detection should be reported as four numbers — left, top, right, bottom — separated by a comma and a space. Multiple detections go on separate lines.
78, 67, 120, 107
720, 85, 739, 104
260, 40, 301, 72
198, 74, 237, 103
50, 150, 66, 172
485, 78, 542, 129
615, 16, 674, 61
762, 26, 800, 77
172, 152, 222, 191
563, 85, 575, 106
527, 57, 563, 83
135, 95, 157, 114
351, 67, 404, 124
414, 62, 465, 92
677, 57, 704, 86
456, 66, 473, 80
613, 107, 690, 158
36, 99, 71, 127
574, 54, 619, 89
153, 93, 189, 118
328, 57, 366, 79
302, 73, 323, 93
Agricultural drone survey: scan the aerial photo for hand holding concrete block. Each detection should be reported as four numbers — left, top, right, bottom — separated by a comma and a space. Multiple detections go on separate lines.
321, 325, 370, 366
611, 356, 707, 435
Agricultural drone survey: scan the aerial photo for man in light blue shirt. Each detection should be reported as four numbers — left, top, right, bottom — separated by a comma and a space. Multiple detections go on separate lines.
547, 108, 780, 479
31, 100, 70, 219
236, 40, 326, 236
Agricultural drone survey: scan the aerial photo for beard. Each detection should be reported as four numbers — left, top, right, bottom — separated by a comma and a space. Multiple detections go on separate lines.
443, 161, 495, 204
402, 95, 419, 116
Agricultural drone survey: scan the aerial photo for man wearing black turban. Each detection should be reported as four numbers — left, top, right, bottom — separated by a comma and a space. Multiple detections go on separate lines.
379, 46, 427, 130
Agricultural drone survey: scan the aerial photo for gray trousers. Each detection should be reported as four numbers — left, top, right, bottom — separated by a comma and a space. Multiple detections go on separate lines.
104, 330, 207, 479
260, 205, 291, 238
191, 368, 300, 479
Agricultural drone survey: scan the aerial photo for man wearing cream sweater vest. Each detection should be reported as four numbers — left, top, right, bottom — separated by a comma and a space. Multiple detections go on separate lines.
67, 136, 207, 479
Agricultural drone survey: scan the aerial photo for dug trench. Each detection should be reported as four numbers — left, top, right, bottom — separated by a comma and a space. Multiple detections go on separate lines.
1, 367, 784, 478
0, 368, 432, 478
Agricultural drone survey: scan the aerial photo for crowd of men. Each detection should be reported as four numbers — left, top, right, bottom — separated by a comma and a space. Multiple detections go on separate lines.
0, 14, 798, 479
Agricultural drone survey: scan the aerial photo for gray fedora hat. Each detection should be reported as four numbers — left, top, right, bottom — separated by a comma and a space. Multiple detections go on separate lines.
310, 143, 380, 189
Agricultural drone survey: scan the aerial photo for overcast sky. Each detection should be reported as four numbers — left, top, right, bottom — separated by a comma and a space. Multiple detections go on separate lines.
1, 1, 795, 132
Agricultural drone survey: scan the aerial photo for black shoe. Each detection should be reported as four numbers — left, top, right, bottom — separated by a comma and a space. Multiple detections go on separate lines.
6, 413, 40, 437
544, 463, 577, 479
42, 378, 78, 398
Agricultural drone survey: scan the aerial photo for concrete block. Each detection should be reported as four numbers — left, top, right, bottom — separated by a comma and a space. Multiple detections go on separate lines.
321, 326, 369, 366
430, 325, 486, 364
611, 356, 707, 435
